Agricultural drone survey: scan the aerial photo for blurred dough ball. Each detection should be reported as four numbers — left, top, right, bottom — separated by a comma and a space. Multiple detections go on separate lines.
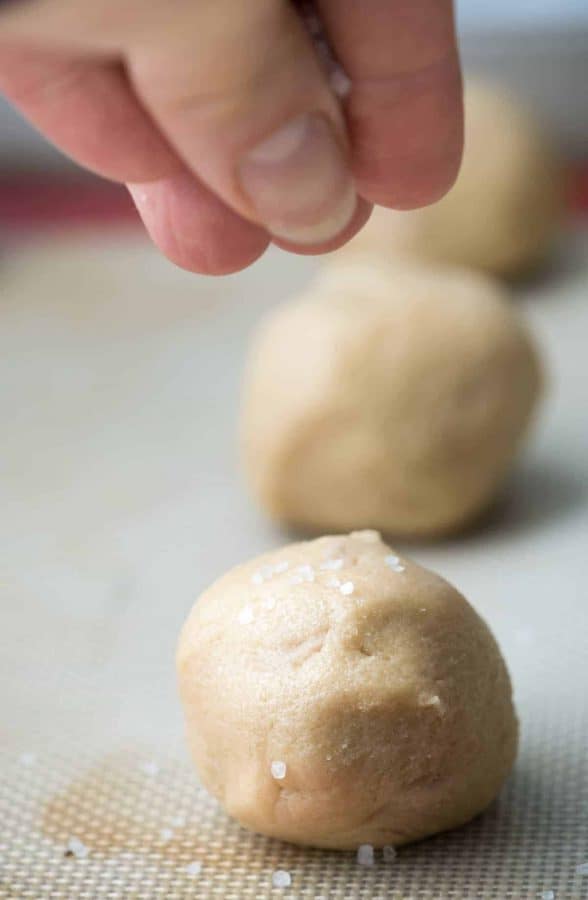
241, 261, 542, 538
177, 530, 518, 849
340, 82, 563, 277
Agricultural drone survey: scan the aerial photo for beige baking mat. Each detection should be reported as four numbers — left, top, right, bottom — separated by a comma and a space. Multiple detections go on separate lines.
1, 234, 587, 899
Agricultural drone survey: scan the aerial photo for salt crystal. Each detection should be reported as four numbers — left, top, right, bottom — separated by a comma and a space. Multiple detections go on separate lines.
272, 869, 292, 888
159, 828, 173, 842
238, 606, 254, 625
274, 561, 289, 575
263, 595, 277, 610
577, 862, 588, 875
385, 554, 405, 573
340, 581, 354, 596
295, 564, 315, 582
418, 693, 442, 709
327, 577, 341, 588
19, 752, 36, 767
540, 891, 555, 900
357, 844, 374, 866
271, 760, 287, 780
382, 845, 397, 863
170, 815, 186, 828
251, 572, 265, 586
140, 761, 159, 777
354, 530, 381, 542
66, 837, 89, 859
186, 861, 202, 876
320, 558, 344, 571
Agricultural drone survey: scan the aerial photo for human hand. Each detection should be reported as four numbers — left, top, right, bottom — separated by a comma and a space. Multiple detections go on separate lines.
0, 1, 463, 275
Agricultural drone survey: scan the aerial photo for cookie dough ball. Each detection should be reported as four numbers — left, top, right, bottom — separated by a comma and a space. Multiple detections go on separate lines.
340, 82, 563, 277
177, 531, 518, 849
241, 261, 542, 538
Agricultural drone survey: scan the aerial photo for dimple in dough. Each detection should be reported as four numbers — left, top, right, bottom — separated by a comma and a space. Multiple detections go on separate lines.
177, 531, 518, 850
241, 260, 542, 538
338, 82, 563, 278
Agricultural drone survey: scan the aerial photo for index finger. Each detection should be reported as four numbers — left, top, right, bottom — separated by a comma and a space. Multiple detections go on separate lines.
317, 0, 463, 209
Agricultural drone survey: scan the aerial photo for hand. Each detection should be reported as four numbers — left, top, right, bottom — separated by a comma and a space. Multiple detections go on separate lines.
0, 1, 463, 275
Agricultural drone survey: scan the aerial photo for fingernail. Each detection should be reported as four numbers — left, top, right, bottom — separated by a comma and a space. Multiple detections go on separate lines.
239, 113, 356, 245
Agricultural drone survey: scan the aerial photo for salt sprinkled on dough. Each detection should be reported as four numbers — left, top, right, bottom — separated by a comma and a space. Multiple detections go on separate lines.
320, 558, 344, 571
159, 828, 174, 842
272, 869, 292, 888
352, 529, 381, 543
357, 844, 375, 866
385, 554, 405, 573
271, 760, 287, 780
18, 752, 36, 767
186, 861, 202, 876
418, 692, 442, 709
65, 837, 89, 859
140, 761, 159, 777
238, 606, 255, 625
252, 562, 290, 585
382, 845, 397, 863
292, 564, 315, 583
340, 581, 354, 596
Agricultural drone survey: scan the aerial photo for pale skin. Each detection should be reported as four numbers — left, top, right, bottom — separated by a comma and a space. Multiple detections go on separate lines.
0, 0, 463, 275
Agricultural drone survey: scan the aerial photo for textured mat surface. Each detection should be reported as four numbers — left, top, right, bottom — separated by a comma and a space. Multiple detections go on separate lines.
1, 234, 587, 898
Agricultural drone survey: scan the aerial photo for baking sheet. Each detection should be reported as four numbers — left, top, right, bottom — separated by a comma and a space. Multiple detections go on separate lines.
1, 232, 587, 898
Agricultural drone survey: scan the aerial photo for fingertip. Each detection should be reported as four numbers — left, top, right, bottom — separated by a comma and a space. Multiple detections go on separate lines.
349, 57, 464, 211
128, 172, 270, 276
271, 197, 372, 256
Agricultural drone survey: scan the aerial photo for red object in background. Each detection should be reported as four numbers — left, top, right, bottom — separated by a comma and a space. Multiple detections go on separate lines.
0, 175, 140, 231
0, 165, 586, 231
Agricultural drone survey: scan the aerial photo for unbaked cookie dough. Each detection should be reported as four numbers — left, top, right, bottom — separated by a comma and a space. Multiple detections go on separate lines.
339, 82, 563, 277
177, 531, 518, 849
241, 261, 542, 538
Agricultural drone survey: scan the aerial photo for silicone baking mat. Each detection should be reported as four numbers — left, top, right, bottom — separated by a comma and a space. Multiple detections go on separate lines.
1, 233, 587, 898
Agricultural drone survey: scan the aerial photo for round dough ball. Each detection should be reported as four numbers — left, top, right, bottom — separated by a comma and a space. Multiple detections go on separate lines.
340, 82, 563, 277
177, 531, 518, 849
241, 261, 542, 538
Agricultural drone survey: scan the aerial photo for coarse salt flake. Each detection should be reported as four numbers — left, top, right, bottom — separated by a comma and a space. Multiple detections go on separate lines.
66, 837, 89, 859
577, 862, 588, 875
238, 606, 254, 625
295, 564, 315, 582
140, 761, 159, 777
272, 869, 292, 888
271, 760, 287, 780
186, 861, 202, 876
327, 577, 341, 588
340, 581, 354, 596
320, 558, 344, 571
159, 828, 174, 842
385, 554, 405, 572
263, 595, 277, 610
19, 752, 36, 767
418, 692, 442, 709
382, 845, 397, 863
540, 891, 555, 900
357, 844, 375, 866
